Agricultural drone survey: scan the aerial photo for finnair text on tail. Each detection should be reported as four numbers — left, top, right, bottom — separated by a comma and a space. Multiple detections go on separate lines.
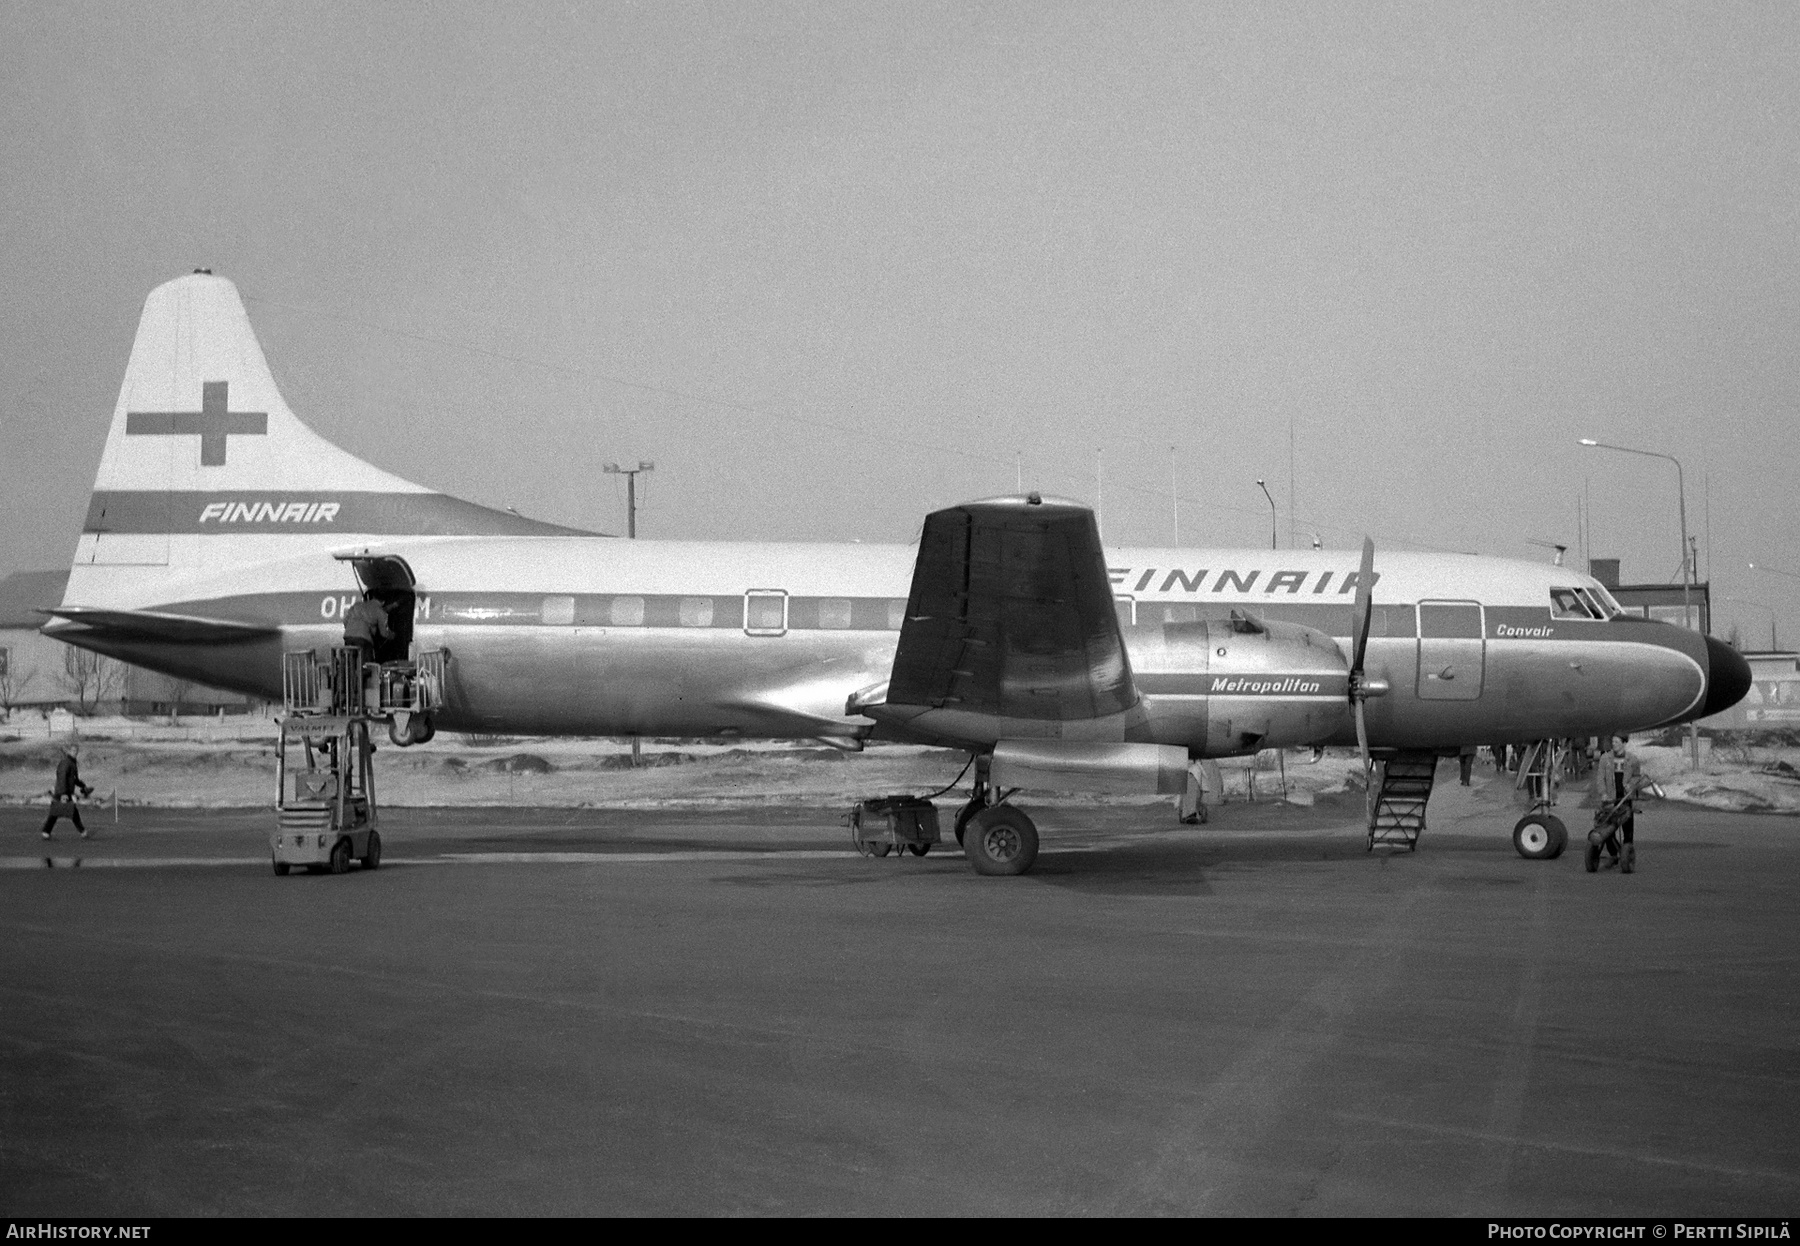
198, 501, 339, 524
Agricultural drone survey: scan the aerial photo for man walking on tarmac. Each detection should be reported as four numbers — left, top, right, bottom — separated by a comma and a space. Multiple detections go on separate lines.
40, 742, 94, 839
1594, 734, 1644, 873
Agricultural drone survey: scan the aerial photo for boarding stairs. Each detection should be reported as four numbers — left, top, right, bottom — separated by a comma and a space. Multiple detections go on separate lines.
1367, 751, 1439, 852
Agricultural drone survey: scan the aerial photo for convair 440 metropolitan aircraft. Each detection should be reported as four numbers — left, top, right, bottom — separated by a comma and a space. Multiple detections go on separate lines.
45, 273, 1751, 874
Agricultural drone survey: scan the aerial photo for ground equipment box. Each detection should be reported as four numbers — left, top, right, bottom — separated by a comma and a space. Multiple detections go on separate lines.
847, 795, 941, 858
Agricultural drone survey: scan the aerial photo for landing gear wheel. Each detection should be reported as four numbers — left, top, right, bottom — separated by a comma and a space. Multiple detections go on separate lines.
953, 797, 983, 846
964, 806, 1039, 876
1621, 843, 1636, 874
1512, 814, 1568, 860
907, 842, 930, 857
360, 830, 382, 870
272, 859, 290, 877
329, 838, 352, 875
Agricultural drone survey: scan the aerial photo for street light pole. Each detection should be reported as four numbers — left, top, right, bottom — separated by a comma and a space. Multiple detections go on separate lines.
1256, 479, 1277, 550
1579, 438, 1696, 766
602, 460, 655, 538
1577, 440, 1691, 623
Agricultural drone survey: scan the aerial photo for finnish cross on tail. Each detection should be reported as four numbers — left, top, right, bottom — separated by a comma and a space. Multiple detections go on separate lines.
125, 380, 268, 466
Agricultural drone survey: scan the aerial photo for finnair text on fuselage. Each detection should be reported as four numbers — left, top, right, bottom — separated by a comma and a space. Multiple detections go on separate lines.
1109, 566, 1376, 595
199, 500, 340, 524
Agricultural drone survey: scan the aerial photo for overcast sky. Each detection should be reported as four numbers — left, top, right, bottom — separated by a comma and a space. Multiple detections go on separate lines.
3, 2, 1797, 640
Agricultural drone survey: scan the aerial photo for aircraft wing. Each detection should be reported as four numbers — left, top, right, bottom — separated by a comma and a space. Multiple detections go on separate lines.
880, 496, 1137, 725
42, 606, 279, 644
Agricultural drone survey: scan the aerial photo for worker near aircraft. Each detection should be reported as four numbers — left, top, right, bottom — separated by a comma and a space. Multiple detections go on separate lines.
40, 743, 94, 840
342, 594, 393, 663
1178, 757, 1221, 824
1595, 734, 1644, 866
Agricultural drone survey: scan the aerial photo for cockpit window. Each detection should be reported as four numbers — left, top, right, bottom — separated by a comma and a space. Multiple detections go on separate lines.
1586, 584, 1624, 618
1550, 588, 1599, 620
1574, 587, 1614, 620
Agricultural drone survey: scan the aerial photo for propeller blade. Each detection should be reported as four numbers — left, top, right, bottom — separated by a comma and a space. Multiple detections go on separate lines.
1354, 697, 1374, 815
1347, 536, 1377, 816
1350, 535, 1376, 675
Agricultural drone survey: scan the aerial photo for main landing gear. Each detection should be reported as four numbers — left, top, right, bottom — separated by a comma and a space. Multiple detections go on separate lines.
962, 804, 1038, 876
849, 758, 1040, 876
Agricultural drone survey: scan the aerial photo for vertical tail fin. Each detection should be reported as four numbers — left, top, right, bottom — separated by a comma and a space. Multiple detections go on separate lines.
68, 271, 587, 607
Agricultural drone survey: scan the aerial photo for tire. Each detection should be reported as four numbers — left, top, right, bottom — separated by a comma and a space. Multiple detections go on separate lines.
388, 718, 411, 748
272, 859, 290, 876
1512, 814, 1566, 860
1584, 842, 1600, 873
412, 716, 435, 745
907, 842, 930, 857
964, 806, 1039, 877
329, 838, 352, 875
953, 797, 983, 846
361, 829, 382, 870
1545, 816, 1568, 859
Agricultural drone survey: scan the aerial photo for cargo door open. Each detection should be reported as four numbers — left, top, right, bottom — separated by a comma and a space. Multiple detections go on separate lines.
336, 553, 416, 664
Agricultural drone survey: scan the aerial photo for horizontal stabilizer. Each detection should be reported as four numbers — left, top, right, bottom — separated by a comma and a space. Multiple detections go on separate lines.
43, 606, 279, 644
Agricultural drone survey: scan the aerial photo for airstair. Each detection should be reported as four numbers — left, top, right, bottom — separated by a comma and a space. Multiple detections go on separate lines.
1366, 751, 1439, 851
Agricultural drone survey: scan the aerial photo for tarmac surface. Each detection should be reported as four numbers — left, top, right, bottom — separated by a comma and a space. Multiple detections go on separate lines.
2, 781, 1797, 1216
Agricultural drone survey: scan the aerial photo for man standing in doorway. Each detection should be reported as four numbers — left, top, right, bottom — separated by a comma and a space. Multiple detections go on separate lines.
342, 595, 393, 663
40, 743, 94, 840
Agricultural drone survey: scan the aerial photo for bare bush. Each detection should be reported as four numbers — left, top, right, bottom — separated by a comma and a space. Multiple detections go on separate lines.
0, 651, 33, 721
59, 645, 125, 716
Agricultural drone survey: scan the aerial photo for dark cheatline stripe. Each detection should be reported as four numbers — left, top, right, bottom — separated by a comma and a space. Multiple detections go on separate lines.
82, 491, 597, 537
153, 592, 914, 632
1137, 672, 1351, 697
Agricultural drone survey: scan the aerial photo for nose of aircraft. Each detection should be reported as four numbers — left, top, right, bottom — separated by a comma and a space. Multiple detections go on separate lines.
1701, 635, 1753, 718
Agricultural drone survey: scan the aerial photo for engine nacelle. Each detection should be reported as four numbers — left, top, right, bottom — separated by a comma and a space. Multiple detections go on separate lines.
989, 739, 1188, 796
1133, 613, 1352, 756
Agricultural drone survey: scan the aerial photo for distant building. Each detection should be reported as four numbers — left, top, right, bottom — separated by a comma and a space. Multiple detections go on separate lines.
1589, 558, 1710, 633
0, 570, 84, 714
0, 570, 249, 717
1699, 651, 1800, 730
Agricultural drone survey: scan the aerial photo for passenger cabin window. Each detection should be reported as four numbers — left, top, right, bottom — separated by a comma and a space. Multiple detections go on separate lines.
887, 600, 907, 630
679, 596, 713, 627
541, 595, 575, 626
1550, 588, 1599, 620
818, 598, 853, 629
745, 591, 787, 635
1114, 596, 1135, 628
610, 596, 645, 626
